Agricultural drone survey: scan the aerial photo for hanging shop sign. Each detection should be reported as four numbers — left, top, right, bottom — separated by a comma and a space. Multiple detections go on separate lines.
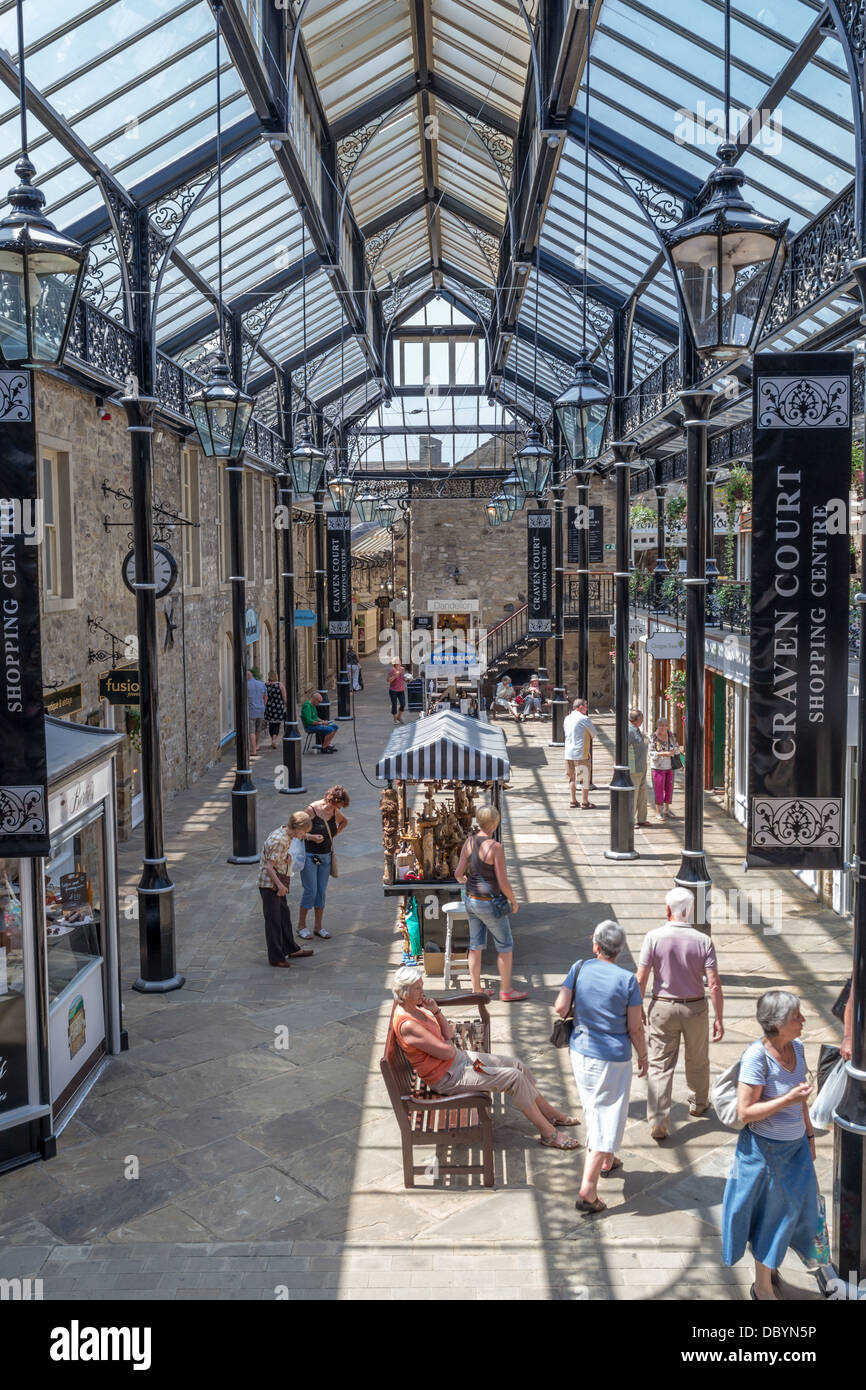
747, 351, 851, 869
647, 630, 686, 660
527, 509, 553, 637
293, 609, 316, 627
567, 504, 605, 564
413, 614, 434, 630
43, 683, 83, 717
0, 369, 50, 858
98, 668, 140, 705
244, 607, 259, 645
326, 514, 352, 638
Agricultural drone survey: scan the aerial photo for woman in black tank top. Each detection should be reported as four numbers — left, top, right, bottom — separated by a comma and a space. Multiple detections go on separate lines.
297, 786, 350, 940
455, 803, 526, 1002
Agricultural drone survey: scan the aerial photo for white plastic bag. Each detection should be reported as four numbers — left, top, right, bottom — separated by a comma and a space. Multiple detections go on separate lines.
810, 1058, 847, 1130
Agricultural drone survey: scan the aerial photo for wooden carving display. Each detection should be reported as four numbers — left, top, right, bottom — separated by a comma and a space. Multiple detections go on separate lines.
380, 787, 400, 885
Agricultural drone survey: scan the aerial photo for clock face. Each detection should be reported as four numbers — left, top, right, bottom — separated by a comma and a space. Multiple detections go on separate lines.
122, 545, 178, 599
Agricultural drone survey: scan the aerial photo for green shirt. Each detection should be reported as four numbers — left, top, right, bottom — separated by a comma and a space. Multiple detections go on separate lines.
301, 699, 317, 728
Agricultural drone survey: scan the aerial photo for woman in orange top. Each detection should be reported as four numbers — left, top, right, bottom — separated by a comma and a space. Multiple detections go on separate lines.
391, 967, 580, 1149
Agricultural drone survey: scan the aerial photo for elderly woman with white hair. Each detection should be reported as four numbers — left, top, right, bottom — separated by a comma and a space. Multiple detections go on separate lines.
721, 990, 819, 1301
391, 965, 581, 1150
555, 921, 647, 1213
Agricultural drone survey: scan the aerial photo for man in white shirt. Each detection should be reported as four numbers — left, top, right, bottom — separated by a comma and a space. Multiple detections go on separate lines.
563, 697, 598, 809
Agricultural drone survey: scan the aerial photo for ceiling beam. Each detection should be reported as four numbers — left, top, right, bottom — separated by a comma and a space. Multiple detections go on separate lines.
537, 249, 679, 342
567, 111, 703, 204
410, 0, 441, 285
330, 75, 518, 143
157, 251, 322, 358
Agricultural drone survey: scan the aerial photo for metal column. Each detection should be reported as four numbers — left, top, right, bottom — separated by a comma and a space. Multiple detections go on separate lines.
576, 468, 591, 701
313, 487, 329, 721
606, 441, 638, 861
674, 389, 716, 925
227, 458, 258, 863
550, 455, 566, 746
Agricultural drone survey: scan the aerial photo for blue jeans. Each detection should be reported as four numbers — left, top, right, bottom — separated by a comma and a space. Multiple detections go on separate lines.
300, 853, 331, 909
465, 896, 514, 953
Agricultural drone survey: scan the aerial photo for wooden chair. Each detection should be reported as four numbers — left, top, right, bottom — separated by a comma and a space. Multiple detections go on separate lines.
381, 995, 494, 1189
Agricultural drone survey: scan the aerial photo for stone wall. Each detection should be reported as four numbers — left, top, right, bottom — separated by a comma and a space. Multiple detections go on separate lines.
33, 373, 327, 837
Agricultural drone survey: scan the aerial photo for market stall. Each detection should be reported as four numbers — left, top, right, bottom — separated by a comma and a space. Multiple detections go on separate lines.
377, 712, 510, 967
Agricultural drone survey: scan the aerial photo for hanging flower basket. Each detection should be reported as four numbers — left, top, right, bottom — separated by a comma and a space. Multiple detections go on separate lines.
666, 669, 686, 711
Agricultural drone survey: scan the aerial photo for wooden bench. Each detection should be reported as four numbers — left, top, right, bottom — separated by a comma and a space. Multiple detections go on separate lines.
381, 994, 495, 1189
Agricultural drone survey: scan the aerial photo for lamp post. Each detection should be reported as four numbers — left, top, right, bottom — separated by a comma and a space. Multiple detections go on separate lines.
674, 389, 716, 925
277, 376, 305, 795
328, 465, 356, 721
653, 468, 668, 604
832, 290, 866, 1289
606, 442, 639, 862
550, 433, 566, 747
706, 463, 720, 591
575, 466, 591, 702
313, 483, 329, 720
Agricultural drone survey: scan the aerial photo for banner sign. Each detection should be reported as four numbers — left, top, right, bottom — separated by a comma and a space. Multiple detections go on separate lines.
98, 668, 140, 705
567, 504, 604, 565
43, 682, 83, 717
747, 351, 851, 869
527, 509, 552, 637
326, 514, 352, 638
0, 370, 50, 857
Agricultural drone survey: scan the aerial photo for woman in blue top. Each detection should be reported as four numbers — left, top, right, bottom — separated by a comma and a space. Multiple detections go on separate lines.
555, 921, 647, 1214
721, 990, 819, 1301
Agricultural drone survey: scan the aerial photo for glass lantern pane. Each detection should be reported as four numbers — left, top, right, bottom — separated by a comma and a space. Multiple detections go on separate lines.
0, 264, 28, 362
32, 273, 77, 364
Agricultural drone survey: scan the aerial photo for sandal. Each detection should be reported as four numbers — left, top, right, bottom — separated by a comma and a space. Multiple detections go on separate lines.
553, 1115, 581, 1128
540, 1132, 581, 1150
574, 1195, 606, 1214
600, 1157, 623, 1176
579, 802, 599, 810
314, 927, 331, 939
499, 989, 528, 1002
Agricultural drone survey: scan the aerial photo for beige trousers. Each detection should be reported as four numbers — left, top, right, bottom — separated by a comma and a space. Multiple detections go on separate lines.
646, 997, 709, 1128
432, 1051, 540, 1112
632, 770, 648, 822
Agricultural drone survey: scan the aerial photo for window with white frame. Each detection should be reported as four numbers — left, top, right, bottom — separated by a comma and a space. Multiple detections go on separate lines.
39, 446, 74, 603
216, 461, 231, 584
262, 475, 274, 582
244, 470, 257, 583
181, 445, 201, 589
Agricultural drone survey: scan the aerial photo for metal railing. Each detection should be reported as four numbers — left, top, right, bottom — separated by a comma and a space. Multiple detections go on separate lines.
631, 573, 752, 634
485, 604, 529, 665
565, 571, 614, 618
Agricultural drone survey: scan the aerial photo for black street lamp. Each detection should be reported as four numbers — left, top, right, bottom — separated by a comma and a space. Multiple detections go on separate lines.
287, 420, 326, 496
486, 500, 502, 528
554, 356, 612, 465
378, 498, 398, 529
513, 424, 553, 497
187, 354, 253, 459
502, 468, 525, 511
355, 488, 379, 523
0, 3, 88, 369
327, 471, 358, 514
492, 490, 511, 522
661, 3, 787, 362
606, 442, 639, 862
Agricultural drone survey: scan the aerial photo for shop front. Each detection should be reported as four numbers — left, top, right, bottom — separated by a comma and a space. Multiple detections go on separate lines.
0, 719, 125, 1172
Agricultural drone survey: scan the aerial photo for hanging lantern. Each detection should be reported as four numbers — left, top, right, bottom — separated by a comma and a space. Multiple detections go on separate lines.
502, 469, 525, 511
653, 554, 669, 576
188, 352, 254, 459
486, 501, 501, 527
513, 423, 553, 497
287, 419, 326, 495
554, 355, 612, 464
492, 491, 511, 522
0, 157, 89, 369
355, 489, 379, 523
662, 145, 788, 361
377, 498, 398, 529
327, 472, 358, 513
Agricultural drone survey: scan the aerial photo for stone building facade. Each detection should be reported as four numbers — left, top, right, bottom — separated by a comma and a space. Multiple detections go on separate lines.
32, 372, 329, 838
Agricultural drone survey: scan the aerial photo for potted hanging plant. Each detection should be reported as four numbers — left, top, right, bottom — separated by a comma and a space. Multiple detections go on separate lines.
665, 669, 686, 711
630, 501, 656, 529
665, 494, 686, 529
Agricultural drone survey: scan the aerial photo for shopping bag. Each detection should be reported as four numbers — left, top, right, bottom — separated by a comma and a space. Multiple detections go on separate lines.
805, 1195, 831, 1268
809, 1057, 847, 1130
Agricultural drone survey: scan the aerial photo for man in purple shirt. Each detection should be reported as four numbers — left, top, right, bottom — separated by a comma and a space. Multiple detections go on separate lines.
635, 886, 724, 1141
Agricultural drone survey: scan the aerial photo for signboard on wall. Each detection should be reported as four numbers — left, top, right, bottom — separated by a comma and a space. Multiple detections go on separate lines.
326, 514, 352, 637
527, 510, 552, 637
0, 369, 50, 857
567, 504, 605, 565
747, 351, 851, 869
43, 683, 83, 718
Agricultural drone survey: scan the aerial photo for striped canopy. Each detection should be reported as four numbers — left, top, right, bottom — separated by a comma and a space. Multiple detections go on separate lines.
376, 711, 510, 783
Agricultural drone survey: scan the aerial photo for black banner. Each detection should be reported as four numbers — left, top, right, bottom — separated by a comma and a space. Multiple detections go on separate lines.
326, 514, 352, 638
527, 509, 553, 637
588, 505, 605, 564
747, 351, 851, 869
0, 370, 50, 857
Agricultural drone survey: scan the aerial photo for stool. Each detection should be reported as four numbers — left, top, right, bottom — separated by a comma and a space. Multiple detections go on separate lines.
302, 727, 324, 753
442, 900, 470, 991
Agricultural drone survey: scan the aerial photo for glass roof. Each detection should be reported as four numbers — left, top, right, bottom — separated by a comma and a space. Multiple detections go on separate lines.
0, 0, 860, 468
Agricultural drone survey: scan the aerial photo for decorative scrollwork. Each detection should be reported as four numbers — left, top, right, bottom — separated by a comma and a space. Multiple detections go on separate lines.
81, 303, 136, 384
456, 218, 500, 280
0, 371, 31, 421
364, 221, 403, 275
631, 324, 669, 376
757, 374, 850, 428
383, 280, 413, 323
763, 183, 857, 339
463, 287, 494, 323
835, 0, 866, 56
156, 353, 185, 416
462, 115, 514, 185
751, 797, 841, 850
537, 347, 575, 390
615, 168, 683, 230
82, 234, 125, 322
0, 786, 46, 835
146, 172, 212, 282
337, 124, 382, 183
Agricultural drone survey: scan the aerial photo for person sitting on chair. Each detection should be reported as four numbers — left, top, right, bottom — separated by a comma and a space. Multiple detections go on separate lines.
300, 689, 338, 752
391, 966, 580, 1150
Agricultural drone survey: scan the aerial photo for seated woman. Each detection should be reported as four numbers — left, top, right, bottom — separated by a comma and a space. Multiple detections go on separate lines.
494, 675, 520, 719
519, 676, 543, 721
390, 965, 580, 1149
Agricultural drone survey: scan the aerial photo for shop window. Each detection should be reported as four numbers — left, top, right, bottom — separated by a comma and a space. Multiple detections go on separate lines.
40, 446, 75, 607
181, 446, 201, 589
220, 631, 234, 740
0, 858, 29, 1115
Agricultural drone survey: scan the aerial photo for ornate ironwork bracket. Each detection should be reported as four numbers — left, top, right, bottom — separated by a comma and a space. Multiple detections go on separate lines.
87, 615, 130, 666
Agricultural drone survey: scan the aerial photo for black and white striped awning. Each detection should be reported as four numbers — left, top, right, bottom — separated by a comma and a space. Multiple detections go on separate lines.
376, 711, 510, 783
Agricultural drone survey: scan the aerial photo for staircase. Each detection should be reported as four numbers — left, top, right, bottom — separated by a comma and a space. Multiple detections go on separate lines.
483, 604, 538, 679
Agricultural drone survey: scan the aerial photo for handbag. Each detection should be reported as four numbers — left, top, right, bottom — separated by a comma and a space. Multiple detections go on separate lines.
831, 976, 851, 1022
810, 1055, 847, 1130
711, 1043, 768, 1129
817, 1043, 841, 1093
490, 892, 510, 919
329, 848, 339, 879
806, 1193, 832, 1268
671, 752, 683, 770
550, 960, 584, 1049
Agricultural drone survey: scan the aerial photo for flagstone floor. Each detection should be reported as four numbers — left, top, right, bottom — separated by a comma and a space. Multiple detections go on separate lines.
0, 667, 851, 1300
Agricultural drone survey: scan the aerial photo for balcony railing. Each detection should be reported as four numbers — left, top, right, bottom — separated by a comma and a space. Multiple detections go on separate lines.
565, 572, 614, 618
